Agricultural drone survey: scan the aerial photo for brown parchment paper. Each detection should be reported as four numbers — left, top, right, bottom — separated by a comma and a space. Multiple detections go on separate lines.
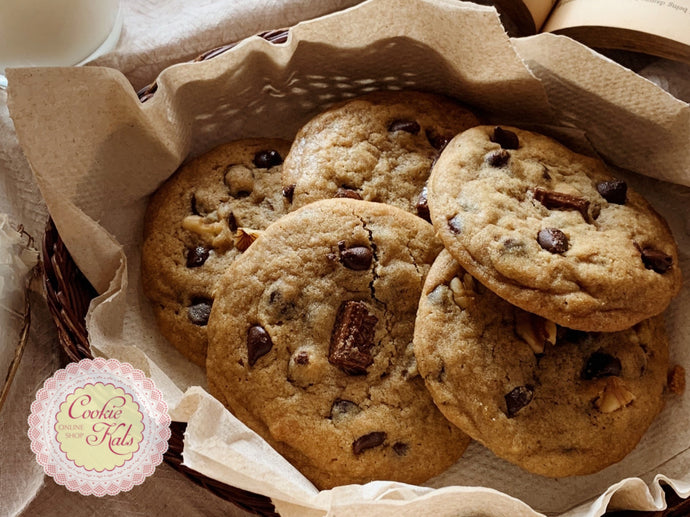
6, 0, 690, 515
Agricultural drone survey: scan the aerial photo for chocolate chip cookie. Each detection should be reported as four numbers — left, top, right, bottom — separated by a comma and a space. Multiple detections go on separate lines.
281, 90, 479, 218
206, 198, 469, 489
414, 250, 670, 477
141, 139, 291, 366
427, 125, 681, 331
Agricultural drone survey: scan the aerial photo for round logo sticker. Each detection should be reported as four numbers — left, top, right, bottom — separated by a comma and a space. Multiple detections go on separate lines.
28, 358, 171, 496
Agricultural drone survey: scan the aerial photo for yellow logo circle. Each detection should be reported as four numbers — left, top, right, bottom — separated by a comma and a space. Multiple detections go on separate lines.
55, 382, 145, 472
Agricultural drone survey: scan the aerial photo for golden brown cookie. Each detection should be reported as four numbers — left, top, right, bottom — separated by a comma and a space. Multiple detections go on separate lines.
414, 250, 670, 477
282, 90, 479, 218
427, 125, 681, 331
141, 139, 291, 366
206, 199, 470, 489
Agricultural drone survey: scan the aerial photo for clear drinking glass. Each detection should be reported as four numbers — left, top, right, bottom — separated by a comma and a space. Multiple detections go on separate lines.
0, 0, 122, 89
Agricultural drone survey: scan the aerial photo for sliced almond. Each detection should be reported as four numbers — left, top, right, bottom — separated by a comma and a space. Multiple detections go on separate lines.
515, 312, 556, 355
234, 227, 262, 252
595, 377, 636, 413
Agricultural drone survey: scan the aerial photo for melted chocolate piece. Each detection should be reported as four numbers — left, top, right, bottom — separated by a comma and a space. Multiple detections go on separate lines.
533, 187, 590, 221
253, 149, 283, 168
490, 127, 519, 150
486, 149, 510, 167
537, 228, 569, 254
352, 431, 386, 455
282, 184, 295, 203
329, 301, 378, 375
330, 399, 361, 422
186, 246, 210, 268
392, 442, 410, 456
426, 128, 450, 151
582, 350, 622, 380
504, 385, 534, 418
246, 324, 274, 366
640, 247, 673, 273
227, 212, 238, 232
338, 241, 373, 271
188, 298, 213, 326
447, 215, 463, 235
597, 180, 627, 204
416, 186, 431, 222
335, 187, 363, 200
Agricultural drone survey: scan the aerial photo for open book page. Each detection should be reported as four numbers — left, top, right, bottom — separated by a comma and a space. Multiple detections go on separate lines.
543, 0, 690, 46
524, 0, 558, 30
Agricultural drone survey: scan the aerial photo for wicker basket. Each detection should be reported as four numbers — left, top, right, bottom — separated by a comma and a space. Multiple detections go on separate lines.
38, 28, 690, 517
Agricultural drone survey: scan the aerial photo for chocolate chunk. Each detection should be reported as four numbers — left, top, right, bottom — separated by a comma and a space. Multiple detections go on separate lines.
426, 129, 450, 151
416, 186, 431, 222
330, 399, 361, 422
537, 228, 569, 254
388, 119, 420, 134
392, 442, 410, 456
504, 385, 534, 418
227, 212, 238, 232
335, 187, 362, 200
338, 241, 373, 271
253, 149, 283, 168
640, 247, 673, 273
329, 301, 378, 374
282, 184, 295, 203
188, 298, 213, 326
490, 127, 519, 149
186, 246, 210, 268
597, 180, 627, 204
582, 350, 622, 380
247, 325, 274, 366
447, 215, 463, 235
486, 149, 510, 167
533, 187, 590, 221
352, 431, 386, 455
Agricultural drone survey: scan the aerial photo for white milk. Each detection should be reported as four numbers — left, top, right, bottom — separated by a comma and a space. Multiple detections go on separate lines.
0, 0, 121, 75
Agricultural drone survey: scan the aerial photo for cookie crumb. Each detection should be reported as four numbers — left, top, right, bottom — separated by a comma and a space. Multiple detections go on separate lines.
668, 365, 686, 395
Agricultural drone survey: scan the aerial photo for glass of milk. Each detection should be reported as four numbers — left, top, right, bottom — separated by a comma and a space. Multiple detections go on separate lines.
0, 0, 122, 89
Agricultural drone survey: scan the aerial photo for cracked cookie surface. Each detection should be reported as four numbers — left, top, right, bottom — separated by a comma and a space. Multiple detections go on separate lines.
282, 90, 479, 218
427, 125, 681, 331
206, 198, 469, 489
414, 250, 670, 477
141, 139, 291, 366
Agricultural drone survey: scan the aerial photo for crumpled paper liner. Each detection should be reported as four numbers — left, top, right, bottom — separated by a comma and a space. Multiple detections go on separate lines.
6, 0, 690, 514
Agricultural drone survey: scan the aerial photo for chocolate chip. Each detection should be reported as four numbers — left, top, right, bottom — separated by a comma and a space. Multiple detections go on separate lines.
190, 193, 201, 215
582, 350, 622, 380
247, 325, 273, 366
335, 187, 362, 200
426, 129, 450, 151
533, 188, 590, 221
491, 127, 519, 149
188, 298, 213, 326
392, 442, 409, 456
294, 351, 310, 365
640, 247, 673, 273
282, 184, 295, 203
227, 212, 238, 232
236, 190, 251, 198
388, 119, 420, 134
537, 228, 569, 254
337, 241, 373, 271
186, 246, 210, 268
504, 385, 534, 418
486, 149, 510, 167
352, 431, 386, 455
447, 215, 463, 235
597, 180, 627, 204
330, 399, 361, 422
329, 301, 378, 375
253, 149, 283, 168
416, 186, 431, 222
